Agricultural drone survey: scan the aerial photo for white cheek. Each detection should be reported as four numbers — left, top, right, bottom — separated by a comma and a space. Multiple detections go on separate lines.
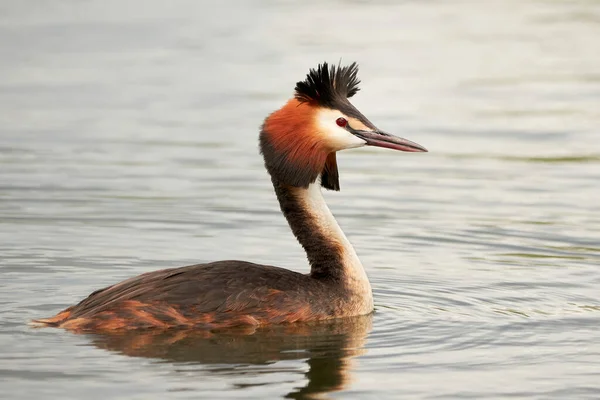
316, 110, 366, 150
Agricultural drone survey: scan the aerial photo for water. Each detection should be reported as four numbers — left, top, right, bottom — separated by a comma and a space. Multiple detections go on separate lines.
1, 0, 599, 398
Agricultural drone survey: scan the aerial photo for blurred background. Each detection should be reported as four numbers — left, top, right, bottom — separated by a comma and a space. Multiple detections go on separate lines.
1, 1, 599, 399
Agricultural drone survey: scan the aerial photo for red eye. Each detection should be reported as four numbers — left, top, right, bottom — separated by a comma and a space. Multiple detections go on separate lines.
336, 117, 347, 127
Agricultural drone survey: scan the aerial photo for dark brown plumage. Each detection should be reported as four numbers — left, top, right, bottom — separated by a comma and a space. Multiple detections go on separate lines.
36, 262, 336, 331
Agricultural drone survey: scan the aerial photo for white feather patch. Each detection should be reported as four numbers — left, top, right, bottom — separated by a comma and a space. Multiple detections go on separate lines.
314, 108, 367, 151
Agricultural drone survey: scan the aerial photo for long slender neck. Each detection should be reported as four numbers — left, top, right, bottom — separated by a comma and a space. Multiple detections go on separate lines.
271, 177, 372, 297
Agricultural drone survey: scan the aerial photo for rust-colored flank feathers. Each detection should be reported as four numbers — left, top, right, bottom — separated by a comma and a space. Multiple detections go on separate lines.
34, 61, 427, 333
33, 262, 343, 332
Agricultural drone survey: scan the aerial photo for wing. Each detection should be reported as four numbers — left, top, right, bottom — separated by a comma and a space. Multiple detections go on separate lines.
36, 261, 329, 332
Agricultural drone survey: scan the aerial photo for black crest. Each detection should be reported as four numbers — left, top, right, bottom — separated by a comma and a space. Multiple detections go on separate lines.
294, 62, 361, 106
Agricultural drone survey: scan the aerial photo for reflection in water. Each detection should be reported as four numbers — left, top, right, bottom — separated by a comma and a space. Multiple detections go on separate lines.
89, 315, 372, 399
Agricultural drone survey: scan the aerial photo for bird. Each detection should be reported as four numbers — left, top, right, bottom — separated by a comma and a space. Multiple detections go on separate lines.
33, 62, 427, 332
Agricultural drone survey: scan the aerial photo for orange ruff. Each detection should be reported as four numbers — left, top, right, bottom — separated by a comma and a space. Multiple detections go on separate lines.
262, 99, 331, 176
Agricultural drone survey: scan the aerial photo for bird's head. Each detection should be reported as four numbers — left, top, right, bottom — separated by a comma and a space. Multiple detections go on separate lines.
260, 62, 427, 190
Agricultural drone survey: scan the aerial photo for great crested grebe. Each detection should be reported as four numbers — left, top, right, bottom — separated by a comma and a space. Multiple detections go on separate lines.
34, 62, 427, 332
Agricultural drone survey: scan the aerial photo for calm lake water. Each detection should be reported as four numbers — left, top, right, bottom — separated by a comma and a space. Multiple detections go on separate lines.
1, 0, 599, 398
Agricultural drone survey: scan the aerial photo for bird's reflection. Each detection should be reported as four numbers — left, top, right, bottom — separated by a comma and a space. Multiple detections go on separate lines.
88, 315, 372, 399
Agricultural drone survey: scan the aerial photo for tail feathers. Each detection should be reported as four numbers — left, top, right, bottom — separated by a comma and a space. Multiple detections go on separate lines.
30, 309, 72, 328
